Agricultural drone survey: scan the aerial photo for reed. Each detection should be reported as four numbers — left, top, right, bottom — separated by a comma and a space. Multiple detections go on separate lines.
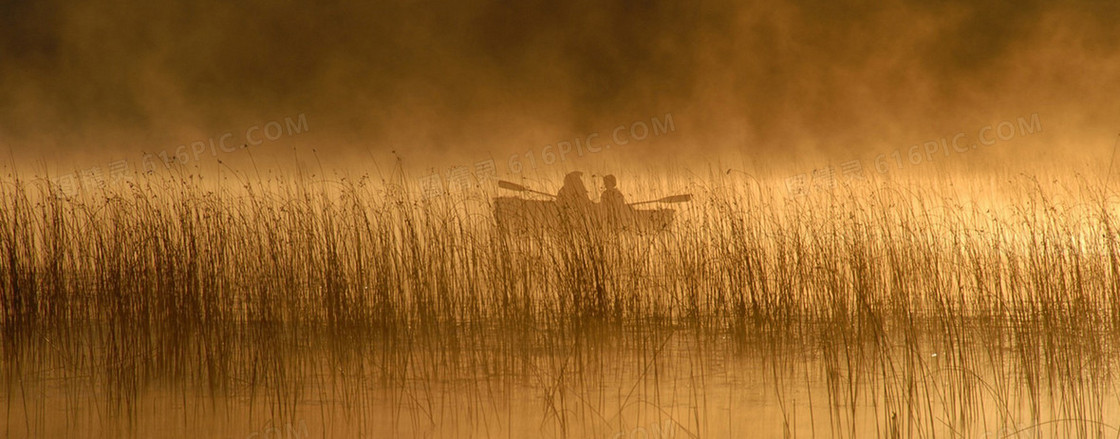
2, 169, 1117, 437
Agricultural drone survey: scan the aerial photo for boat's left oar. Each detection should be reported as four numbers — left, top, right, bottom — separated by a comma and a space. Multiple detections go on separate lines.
497, 180, 556, 198
629, 194, 692, 206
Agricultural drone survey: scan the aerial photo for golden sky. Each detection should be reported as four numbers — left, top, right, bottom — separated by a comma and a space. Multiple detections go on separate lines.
1, 0, 1118, 175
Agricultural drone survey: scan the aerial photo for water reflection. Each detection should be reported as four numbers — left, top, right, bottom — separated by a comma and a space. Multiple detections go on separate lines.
4, 317, 1116, 438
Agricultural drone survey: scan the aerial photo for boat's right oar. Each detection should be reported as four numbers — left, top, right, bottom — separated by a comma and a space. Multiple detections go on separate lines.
629, 194, 693, 206
497, 180, 556, 198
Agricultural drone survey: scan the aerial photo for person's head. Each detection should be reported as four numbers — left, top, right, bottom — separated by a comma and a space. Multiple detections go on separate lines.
603, 175, 617, 189
563, 171, 585, 189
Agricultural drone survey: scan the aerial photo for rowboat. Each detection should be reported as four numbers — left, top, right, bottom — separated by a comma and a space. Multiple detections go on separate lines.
493, 196, 675, 234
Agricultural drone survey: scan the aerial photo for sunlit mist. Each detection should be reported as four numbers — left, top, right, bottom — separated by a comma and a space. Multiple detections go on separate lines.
3, 1, 1120, 438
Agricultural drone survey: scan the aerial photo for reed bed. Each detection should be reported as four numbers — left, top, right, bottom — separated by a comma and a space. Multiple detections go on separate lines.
2, 170, 1119, 437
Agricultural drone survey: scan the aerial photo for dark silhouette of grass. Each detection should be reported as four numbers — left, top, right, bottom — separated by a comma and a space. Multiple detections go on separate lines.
1, 171, 1118, 437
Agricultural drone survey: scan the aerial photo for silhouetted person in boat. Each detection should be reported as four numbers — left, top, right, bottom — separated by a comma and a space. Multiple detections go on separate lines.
556, 172, 593, 224
599, 174, 632, 228
599, 175, 626, 209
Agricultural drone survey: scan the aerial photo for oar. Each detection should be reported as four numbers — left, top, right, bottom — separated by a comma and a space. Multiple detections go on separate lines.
629, 194, 692, 206
497, 180, 555, 198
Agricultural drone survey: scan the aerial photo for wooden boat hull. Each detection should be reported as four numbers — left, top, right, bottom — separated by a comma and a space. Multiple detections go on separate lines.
493, 197, 675, 234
